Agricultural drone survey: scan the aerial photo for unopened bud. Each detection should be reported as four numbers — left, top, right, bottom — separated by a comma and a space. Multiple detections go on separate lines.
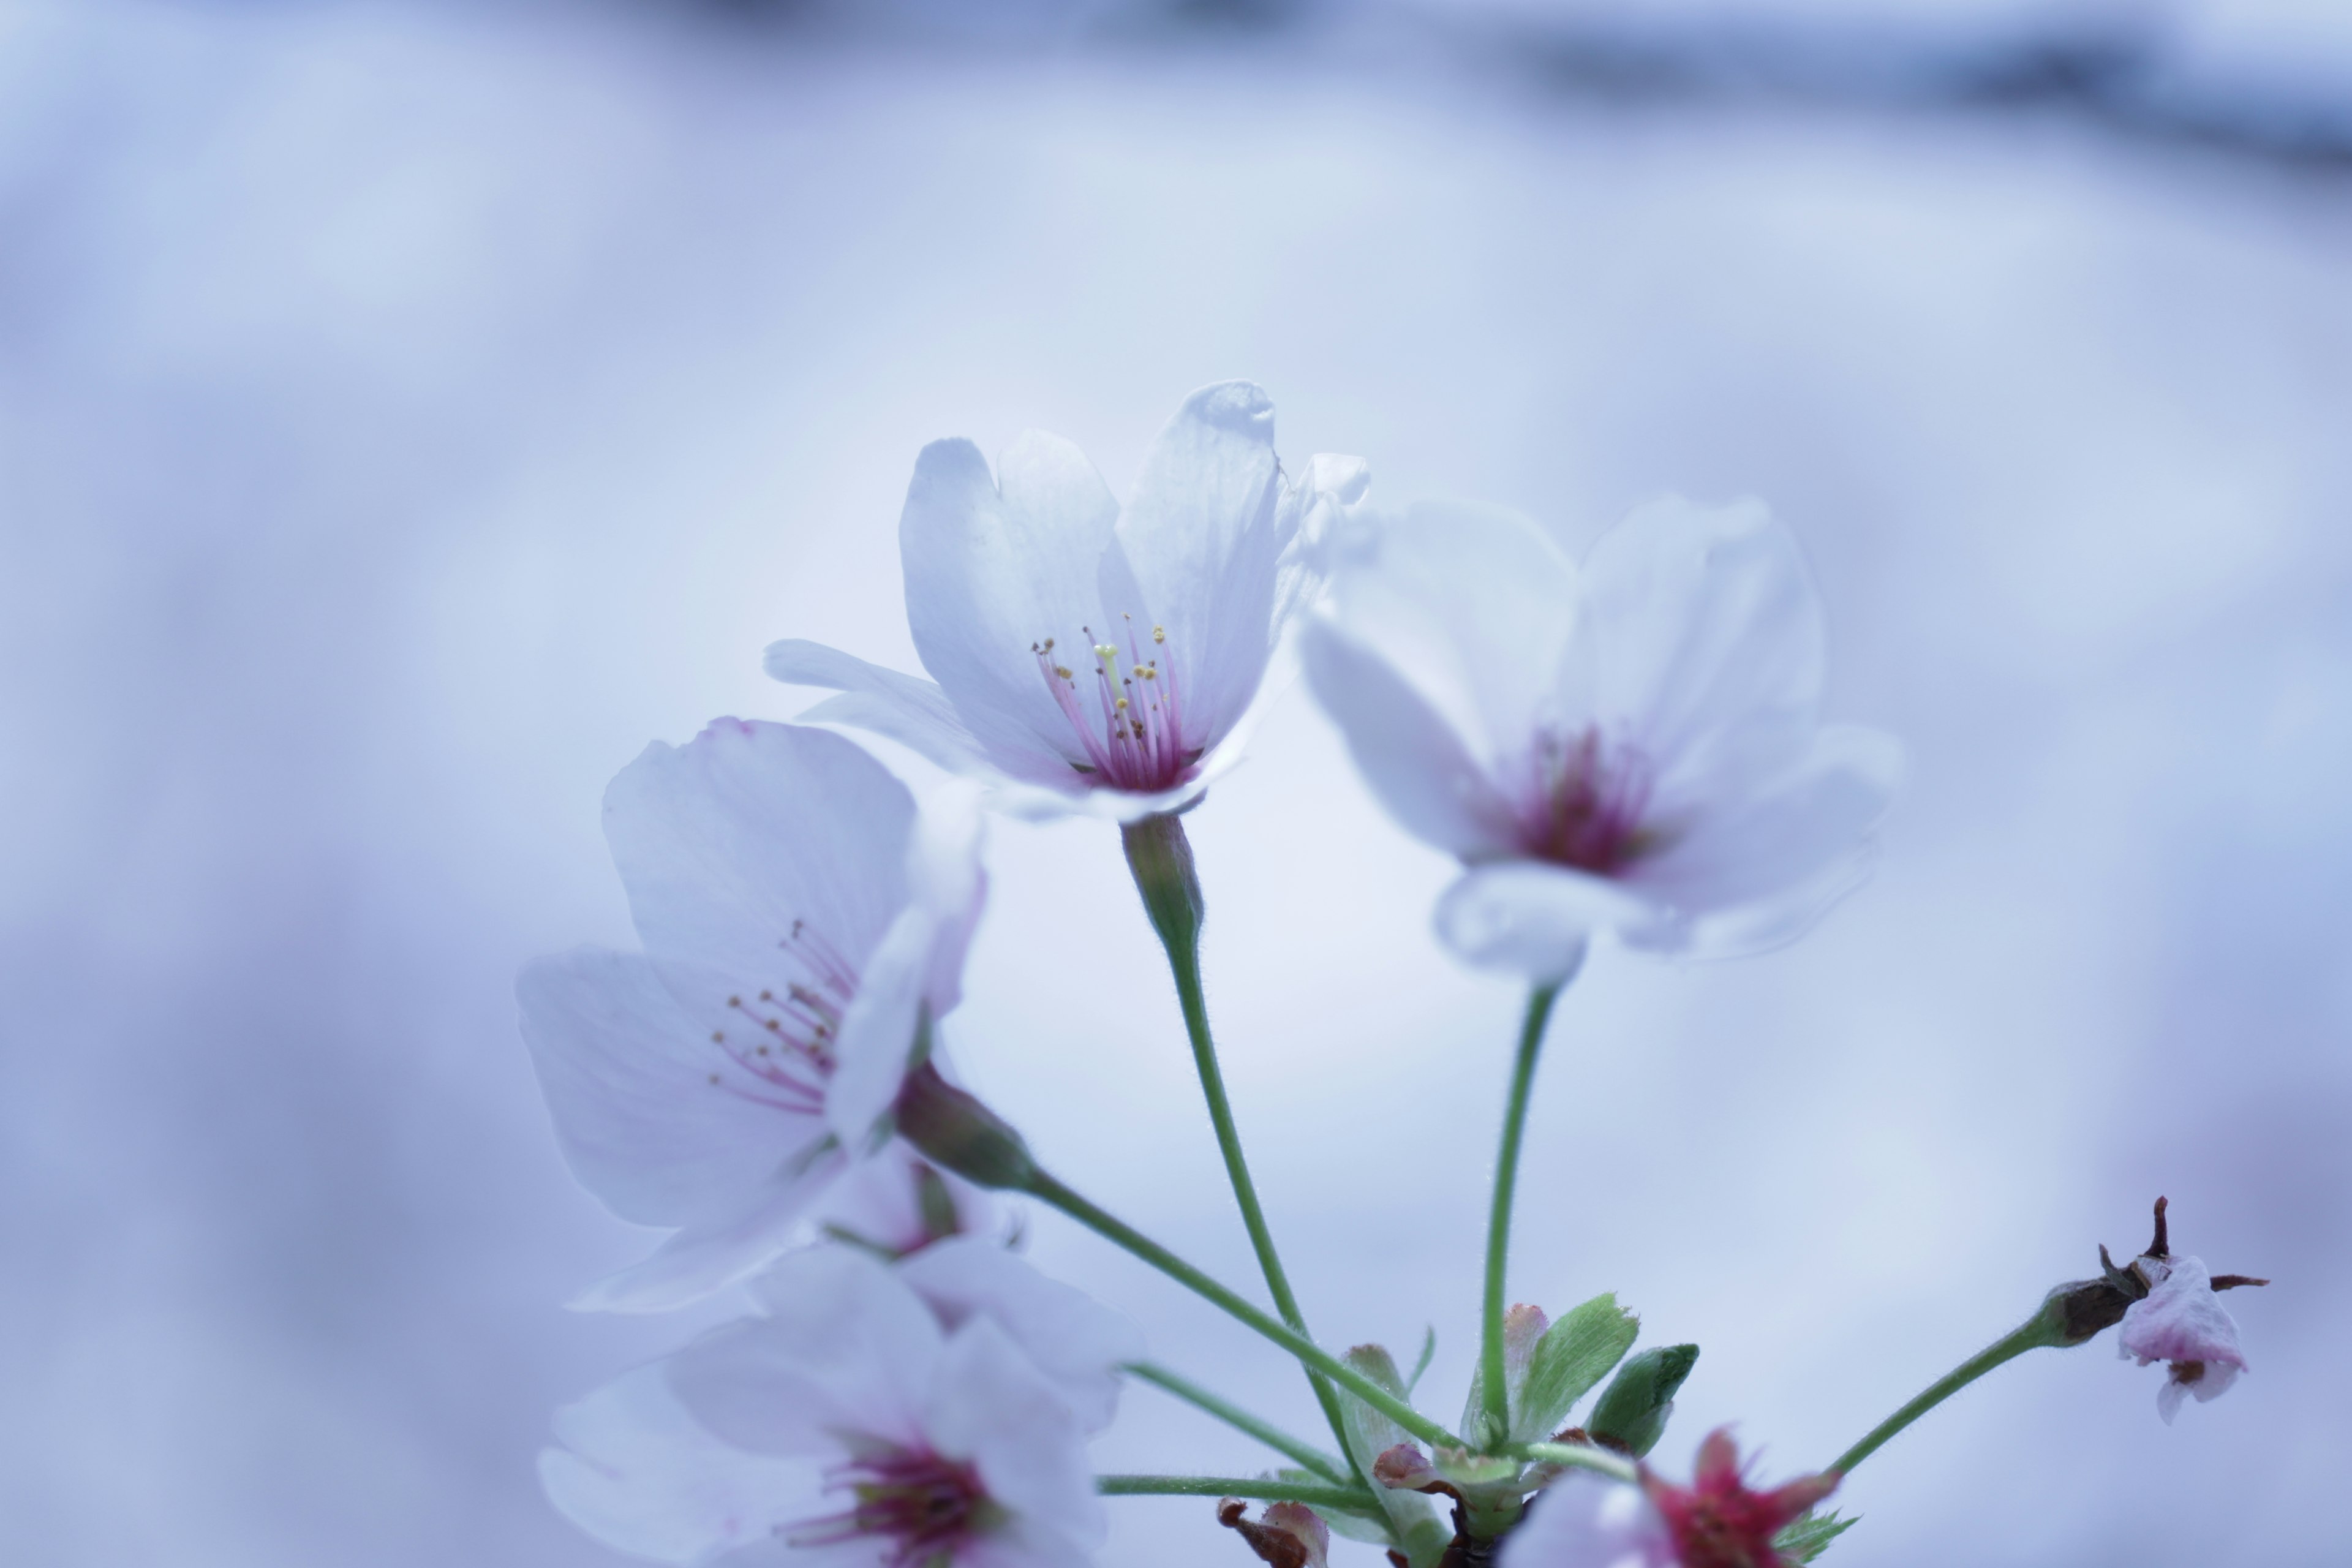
894, 1063, 1036, 1190
1586, 1343, 1699, 1458
1121, 810, 1205, 952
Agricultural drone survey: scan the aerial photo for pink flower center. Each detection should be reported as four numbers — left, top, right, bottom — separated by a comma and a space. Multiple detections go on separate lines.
1032, 616, 1197, 793
1517, 726, 1657, 875
791, 1446, 998, 1567
703, 919, 859, 1114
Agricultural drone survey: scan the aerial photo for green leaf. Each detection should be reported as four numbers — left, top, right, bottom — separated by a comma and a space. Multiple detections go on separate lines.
1774, 1509, 1859, 1564
1585, 1343, 1698, 1459
1513, 1293, 1640, 1442
1406, 1325, 1437, 1395
1334, 1346, 1442, 1545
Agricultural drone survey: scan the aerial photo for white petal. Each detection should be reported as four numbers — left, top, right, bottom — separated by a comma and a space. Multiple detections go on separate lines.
957, 1517, 1100, 1568
763, 639, 990, 774
1619, 725, 1902, 956
825, 905, 938, 1151
570, 1155, 848, 1316
1269, 451, 1372, 637
1321, 500, 1583, 771
900, 433, 1125, 783
542, 1363, 812, 1566
1434, 863, 1652, 981
1497, 1474, 1674, 1568
517, 949, 830, 1231
603, 720, 914, 1042
896, 1237, 1144, 1433
1300, 619, 1518, 859
1113, 381, 1286, 754
1573, 496, 1825, 809
924, 1317, 1106, 1550
674, 1249, 941, 1455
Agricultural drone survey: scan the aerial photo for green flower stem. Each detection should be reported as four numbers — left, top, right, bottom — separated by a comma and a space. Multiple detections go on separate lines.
1480, 979, 1566, 1443
1097, 1474, 1377, 1510
1511, 1441, 1640, 1485
1123, 1360, 1355, 1488
1121, 813, 1355, 1464
1025, 1167, 1458, 1452
1828, 1298, 2070, 1476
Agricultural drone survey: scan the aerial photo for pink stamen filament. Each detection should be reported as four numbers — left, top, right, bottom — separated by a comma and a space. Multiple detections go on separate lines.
1522, 726, 1656, 874
703, 918, 864, 1113
1029, 619, 1194, 793
790, 1447, 992, 1566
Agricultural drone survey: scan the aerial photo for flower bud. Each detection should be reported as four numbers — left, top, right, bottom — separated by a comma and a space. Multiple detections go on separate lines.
894, 1063, 1037, 1191
1585, 1344, 1698, 1458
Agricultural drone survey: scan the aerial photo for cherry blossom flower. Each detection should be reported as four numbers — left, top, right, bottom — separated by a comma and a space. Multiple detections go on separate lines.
1302, 497, 1900, 979
541, 1248, 1107, 1567
2119, 1256, 2250, 1424
518, 719, 985, 1313
1501, 1431, 1836, 1568
766, 382, 1369, 820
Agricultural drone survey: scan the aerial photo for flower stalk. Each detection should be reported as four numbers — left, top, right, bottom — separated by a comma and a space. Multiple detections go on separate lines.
1828, 1292, 2072, 1476
1121, 812, 1358, 1464
1123, 1360, 1356, 1488
1022, 1167, 1459, 1453
1096, 1476, 1376, 1511
1477, 979, 1567, 1447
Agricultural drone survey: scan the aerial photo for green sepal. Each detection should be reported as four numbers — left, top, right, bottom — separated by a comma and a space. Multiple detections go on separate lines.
1586, 1343, 1698, 1458
1774, 1508, 1860, 1563
1514, 1293, 1641, 1442
1333, 1344, 1445, 1559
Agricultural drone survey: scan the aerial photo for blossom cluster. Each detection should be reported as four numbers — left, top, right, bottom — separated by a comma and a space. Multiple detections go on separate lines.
519, 384, 2262, 1567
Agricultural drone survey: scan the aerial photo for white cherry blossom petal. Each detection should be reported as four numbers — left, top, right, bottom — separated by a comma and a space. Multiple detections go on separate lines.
1572, 495, 1824, 809
897, 1235, 1144, 1433
1320, 500, 1581, 769
518, 949, 826, 1230
1115, 381, 1284, 756
676, 1248, 943, 1457
604, 720, 913, 1042
1433, 862, 1629, 981
542, 1362, 815, 1566
1498, 1474, 1675, 1568
902, 432, 1126, 785
924, 1316, 1107, 1551
570, 1151, 851, 1316
763, 639, 990, 775
1301, 619, 1520, 859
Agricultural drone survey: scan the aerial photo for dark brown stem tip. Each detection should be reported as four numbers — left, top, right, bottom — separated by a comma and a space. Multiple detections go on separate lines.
2211, 1275, 2271, 1291
2148, 1196, 2170, 1259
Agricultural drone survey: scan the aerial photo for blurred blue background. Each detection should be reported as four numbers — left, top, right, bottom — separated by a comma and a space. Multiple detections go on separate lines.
4, 1, 2348, 1562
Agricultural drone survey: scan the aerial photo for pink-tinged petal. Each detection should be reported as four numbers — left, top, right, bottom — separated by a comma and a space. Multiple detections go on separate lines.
2122, 1255, 2248, 1428
1321, 500, 1583, 770
1112, 381, 1286, 754
1572, 496, 1825, 810
567, 1152, 848, 1315
1496, 1474, 1675, 1568
901, 432, 1126, 785
676, 1249, 942, 1457
1618, 725, 1902, 956
924, 1316, 1106, 1552
541, 1363, 815, 1566
1301, 619, 1520, 860
896, 1235, 1144, 1433
518, 949, 829, 1231
603, 720, 913, 1043
763, 639, 990, 775
1434, 863, 1651, 981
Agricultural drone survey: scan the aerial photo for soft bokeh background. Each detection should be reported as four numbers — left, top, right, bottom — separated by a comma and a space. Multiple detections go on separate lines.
4, 0, 2348, 1562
